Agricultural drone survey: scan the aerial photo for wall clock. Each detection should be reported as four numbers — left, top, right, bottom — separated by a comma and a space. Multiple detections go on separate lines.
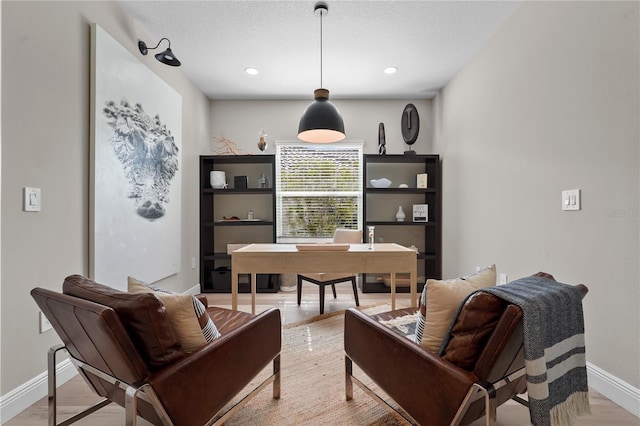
401, 103, 419, 155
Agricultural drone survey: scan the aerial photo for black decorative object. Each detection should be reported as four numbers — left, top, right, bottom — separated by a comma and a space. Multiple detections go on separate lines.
234, 176, 248, 189
378, 123, 386, 155
138, 38, 181, 67
401, 103, 420, 155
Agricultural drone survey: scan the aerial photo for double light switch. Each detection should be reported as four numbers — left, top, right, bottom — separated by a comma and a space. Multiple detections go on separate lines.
561, 189, 580, 211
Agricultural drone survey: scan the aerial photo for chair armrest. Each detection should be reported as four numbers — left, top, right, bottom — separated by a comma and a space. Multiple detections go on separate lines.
195, 294, 208, 308
149, 307, 281, 426
344, 308, 476, 425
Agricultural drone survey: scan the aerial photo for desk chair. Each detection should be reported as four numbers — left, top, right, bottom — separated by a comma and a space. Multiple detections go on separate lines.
297, 228, 362, 314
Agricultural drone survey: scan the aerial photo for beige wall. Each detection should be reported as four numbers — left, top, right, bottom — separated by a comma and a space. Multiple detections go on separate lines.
433, 1, 639, 388
1, 1, 210, 394
2, 0, 638, 414
210, 99, 433, 155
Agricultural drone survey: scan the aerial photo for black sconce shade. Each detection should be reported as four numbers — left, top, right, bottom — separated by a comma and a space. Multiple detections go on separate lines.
138, 38, 181, 67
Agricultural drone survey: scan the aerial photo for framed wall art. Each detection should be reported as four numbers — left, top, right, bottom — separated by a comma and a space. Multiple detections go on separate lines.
90, 24, 182, 289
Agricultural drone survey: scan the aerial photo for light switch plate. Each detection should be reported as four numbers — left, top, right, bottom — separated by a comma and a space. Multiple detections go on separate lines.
23, 187, 41, 212
561, 189, 580, 211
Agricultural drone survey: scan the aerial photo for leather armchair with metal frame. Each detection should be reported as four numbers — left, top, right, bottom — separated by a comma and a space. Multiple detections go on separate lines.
344, 275, 588, 426
31, 275, 281, 426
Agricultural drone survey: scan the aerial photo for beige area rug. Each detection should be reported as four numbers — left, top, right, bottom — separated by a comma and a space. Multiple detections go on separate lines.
218, 304, 410, 425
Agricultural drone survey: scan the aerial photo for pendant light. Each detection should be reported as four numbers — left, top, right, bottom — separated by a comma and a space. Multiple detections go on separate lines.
297, 2, 345, 143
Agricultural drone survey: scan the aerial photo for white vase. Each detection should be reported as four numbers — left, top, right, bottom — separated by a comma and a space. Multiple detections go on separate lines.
395, 206, 406, 222
210, 171, 227, 189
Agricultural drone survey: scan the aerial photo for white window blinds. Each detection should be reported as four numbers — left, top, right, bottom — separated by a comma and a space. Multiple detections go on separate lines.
276, 143, 363, 240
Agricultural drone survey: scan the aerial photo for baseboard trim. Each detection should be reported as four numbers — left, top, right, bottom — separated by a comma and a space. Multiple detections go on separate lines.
184, 283, 201, 296
0, 358, 77, 424
587, 362, 640, 418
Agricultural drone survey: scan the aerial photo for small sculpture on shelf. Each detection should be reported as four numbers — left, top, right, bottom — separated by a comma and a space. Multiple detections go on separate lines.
378, 123, 386, 155
401, 103, 419, 155
258, 130, 268, 153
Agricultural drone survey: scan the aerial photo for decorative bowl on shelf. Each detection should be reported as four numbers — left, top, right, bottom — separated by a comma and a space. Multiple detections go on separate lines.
370, 178, 392, 188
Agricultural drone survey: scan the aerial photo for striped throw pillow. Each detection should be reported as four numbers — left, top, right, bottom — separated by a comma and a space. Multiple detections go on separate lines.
128, 277, 220, 351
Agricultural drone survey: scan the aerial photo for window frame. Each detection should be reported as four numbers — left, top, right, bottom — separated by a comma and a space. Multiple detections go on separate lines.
275, 141, 363, 243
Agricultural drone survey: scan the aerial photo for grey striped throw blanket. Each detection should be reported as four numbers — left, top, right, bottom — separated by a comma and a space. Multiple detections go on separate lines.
481, 276, 591, 426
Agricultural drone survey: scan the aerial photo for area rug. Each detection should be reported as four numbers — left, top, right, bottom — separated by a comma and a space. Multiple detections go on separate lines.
218, 304, 409, 425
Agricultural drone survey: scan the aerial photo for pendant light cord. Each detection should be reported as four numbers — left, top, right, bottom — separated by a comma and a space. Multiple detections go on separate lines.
319, 8, 323, 88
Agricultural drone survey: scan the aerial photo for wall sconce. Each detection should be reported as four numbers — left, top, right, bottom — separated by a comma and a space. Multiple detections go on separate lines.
138, 38, 181, 67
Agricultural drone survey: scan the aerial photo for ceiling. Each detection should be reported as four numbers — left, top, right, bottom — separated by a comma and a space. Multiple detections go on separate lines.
118, 1, 522, 100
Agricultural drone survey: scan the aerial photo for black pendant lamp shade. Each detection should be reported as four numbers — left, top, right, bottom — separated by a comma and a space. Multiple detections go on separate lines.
297, 2, 345, 143
298, 88, 345, 143
138, 38, 181, 67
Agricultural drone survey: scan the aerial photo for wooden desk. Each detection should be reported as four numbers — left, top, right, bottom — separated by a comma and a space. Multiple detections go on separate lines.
231, 243, 417, 314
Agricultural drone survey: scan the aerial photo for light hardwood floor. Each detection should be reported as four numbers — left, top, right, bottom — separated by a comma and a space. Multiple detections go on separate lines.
7, 284, 638, 425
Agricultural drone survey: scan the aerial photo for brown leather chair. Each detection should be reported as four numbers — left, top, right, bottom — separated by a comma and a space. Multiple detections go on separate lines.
344, 274, 588, 426
31, 275, 281, 426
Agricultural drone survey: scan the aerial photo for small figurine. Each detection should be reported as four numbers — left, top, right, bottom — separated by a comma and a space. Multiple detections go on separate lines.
258, 130, 268, 153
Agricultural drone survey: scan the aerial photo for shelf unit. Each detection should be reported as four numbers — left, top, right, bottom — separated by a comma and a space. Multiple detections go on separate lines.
199, 155, 280, 293
362, 154, 442, 293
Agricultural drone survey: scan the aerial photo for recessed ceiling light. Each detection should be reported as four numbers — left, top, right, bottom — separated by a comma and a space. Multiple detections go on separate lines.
245, 67, 259, 75
384, 66, 398, 75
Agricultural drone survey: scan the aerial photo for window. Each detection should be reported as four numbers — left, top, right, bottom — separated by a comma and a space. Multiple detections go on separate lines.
276, 142, 363, 241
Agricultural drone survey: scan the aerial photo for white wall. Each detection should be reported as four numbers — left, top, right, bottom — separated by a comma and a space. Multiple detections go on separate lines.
2, 0, 638, 420
433, 0, 639, 397
0, 0, 210, 410
210, 99, 432, 156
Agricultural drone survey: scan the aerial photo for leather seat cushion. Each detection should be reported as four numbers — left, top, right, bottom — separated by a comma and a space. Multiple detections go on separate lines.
440, 292, 506, 370
207, 307, 256, 335
62, 274, 184, 370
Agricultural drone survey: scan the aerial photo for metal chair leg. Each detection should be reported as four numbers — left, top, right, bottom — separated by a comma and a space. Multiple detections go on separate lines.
48, 345, 65, 426
273, 355, 281, 399
345, 356, 354, 401
125, 387, 139, 426
47, 345, 112, 426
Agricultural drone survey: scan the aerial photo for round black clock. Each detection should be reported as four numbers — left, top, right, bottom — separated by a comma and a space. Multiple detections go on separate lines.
401, 103, 419, 154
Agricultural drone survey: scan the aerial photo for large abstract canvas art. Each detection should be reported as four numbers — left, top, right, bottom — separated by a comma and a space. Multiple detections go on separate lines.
90, 24, 182, 289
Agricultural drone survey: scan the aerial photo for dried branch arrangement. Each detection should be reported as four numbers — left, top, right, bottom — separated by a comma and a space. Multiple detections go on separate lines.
212, 134, 250, 155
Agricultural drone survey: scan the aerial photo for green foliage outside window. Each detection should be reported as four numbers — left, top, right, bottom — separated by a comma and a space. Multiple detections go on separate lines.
279, 155, 360, 238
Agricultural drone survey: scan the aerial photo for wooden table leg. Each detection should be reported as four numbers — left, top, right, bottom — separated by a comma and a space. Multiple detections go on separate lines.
410, 261, 417, 308
390, 272, 396, 310
231, 258, 238, 311
251, 273, 257, 315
